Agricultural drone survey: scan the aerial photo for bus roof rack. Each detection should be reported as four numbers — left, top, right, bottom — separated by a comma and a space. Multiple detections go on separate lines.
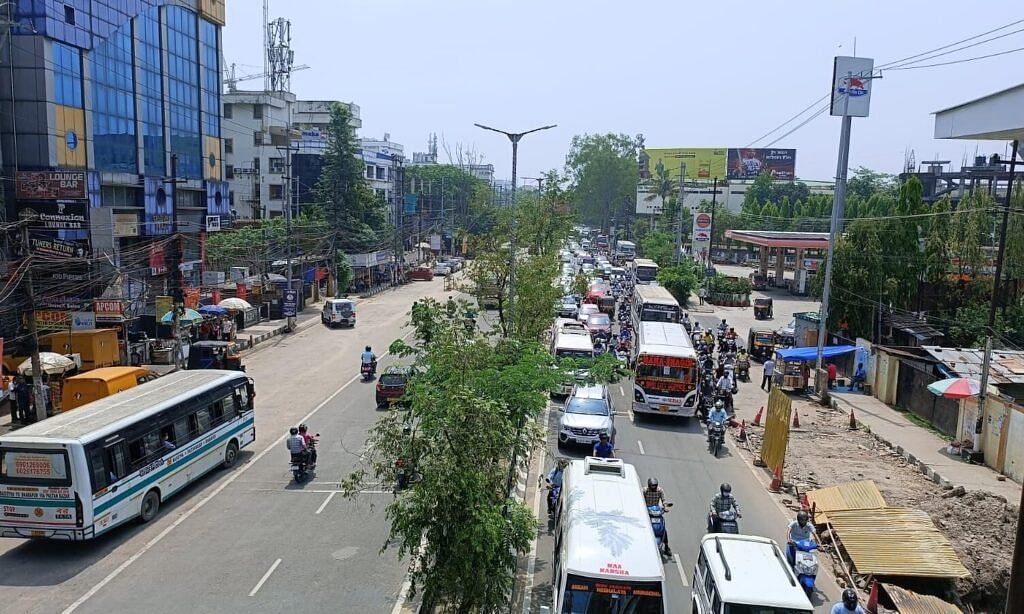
583, 456, 625, 477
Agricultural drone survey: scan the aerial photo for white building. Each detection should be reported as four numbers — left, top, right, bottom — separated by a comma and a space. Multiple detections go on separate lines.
360, 136, 404, 222
636, 178, 836, 216
223, 92, 361, 219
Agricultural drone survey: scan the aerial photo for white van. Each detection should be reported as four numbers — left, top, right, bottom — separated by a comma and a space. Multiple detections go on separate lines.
692, 534, 813, 614
546, 457, 668, 613
551, 330, 595, 397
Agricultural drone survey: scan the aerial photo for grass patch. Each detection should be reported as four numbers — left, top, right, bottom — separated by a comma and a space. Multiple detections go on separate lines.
893, 405, 954, 442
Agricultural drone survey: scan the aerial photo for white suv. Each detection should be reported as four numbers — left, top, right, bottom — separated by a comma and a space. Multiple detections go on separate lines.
558, 384, 614, 448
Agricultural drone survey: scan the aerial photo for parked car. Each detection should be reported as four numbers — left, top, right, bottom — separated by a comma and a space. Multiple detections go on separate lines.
321, 298, 356, 328
557, 384, 614, 448
432, 262, 452, 276
407, 266, 434, 281
448, 257, 465, 271
376, 365, 416, 408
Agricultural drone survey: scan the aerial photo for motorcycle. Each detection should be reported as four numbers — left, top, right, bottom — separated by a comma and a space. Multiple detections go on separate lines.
647, 502, 673, 559
736, 357, 751, 382
788, 539, 820, 597
290, 438, 318, 483
361, 360, 377, 381
706, 507, 741, 534
394, 458, 411, 494
708, 419, 726, 457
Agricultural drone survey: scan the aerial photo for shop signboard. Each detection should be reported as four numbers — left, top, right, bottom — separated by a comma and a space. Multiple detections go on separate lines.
17, 201, 88, 230
35, 310, 71, 331
71, 311, 96, 330
283, 289, 297, 317
93, 299, 125, 323
15, 170, 87, 200
29, 233, 87, 258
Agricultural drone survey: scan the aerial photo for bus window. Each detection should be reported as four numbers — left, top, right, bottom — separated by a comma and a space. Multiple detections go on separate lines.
235, 385, 250, 412
173, 417, 190, 446
128, 432, 160, 469
88, 447, 109, 493
210, 401, 227, 427
222, 394, 238, 418
191, 408, 212, 438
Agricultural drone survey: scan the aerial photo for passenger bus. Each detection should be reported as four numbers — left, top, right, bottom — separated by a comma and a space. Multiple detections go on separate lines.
0, 370, 255, 540
631, 284, 682, 331
632, 322, 699, 417
547, 457, 667, 613
551, 331, 596, 397
630, 258, 659, 285
615, 240, 636, 262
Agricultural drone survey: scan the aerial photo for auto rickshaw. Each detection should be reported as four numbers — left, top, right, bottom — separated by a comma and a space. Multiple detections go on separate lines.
753, 297, 773, 320
188, 341, 245, 371
750, 272, 768, 290
597, 295, 616, 316
747, 328, 776, 362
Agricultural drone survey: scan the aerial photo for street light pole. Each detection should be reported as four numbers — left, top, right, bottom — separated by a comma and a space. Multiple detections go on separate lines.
473, 122, 556, 335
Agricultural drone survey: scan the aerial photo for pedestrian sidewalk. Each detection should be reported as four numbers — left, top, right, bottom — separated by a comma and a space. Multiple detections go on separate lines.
829, 390, 1022, 502
237, 300, 324, 351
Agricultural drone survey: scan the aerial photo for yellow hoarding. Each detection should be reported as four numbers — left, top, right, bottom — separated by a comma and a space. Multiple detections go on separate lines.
644, 148, 727, 181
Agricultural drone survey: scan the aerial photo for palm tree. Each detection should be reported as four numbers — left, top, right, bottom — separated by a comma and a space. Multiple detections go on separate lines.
645, 161, 677, 231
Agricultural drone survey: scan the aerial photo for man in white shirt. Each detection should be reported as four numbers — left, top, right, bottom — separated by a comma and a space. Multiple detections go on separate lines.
762, 358, 776, 391
221, 318, 233, 342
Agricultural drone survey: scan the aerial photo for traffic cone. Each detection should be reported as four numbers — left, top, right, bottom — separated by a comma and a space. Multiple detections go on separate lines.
792, 410, 800, 429
752, 405, 764, 426
769, 466, 782, 491
866, 580, 879, 613
849, 406, 858, 430
738, 419, 747, 442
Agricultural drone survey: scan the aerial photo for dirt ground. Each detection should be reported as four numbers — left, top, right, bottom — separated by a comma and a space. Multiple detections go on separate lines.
740, 398, 1017, 613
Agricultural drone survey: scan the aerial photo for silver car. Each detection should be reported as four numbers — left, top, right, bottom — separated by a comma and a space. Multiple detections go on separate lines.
558, 384, 614, 447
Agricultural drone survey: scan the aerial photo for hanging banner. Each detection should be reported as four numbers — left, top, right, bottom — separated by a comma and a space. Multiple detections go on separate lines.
236, 283, 248, 300
283, 289, 297, 317
184, 288, 200, 309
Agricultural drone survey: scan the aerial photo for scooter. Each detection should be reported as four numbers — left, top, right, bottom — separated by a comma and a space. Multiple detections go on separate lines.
706, 507, 741, 534
361, 360, 377, 382
647, 502, 673, 559
708, 419, 726, 457
788, 539, 820, 597
736, 357, 751, 382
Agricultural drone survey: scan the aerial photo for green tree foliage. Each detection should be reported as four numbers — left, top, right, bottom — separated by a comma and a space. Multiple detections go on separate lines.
639, 231, 675, 267
565, 133, 638, 230
657, 261, 701, 304
312, 103, 389, 253
405, 164, 493, 236
846, 166, 898, 201
204, 213, 329, 275
335, 249, 353, 296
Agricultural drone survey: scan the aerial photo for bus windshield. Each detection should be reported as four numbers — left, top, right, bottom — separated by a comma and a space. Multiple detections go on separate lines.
640, 306, 679, 323
557, 349, 594, 361
562, 574, 664, 613
635, 266, 658, 283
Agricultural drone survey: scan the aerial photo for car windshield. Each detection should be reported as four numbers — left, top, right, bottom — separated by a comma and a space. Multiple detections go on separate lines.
588, 315, 610, 326
566, 398, 609, 415
380, 373, 407, 386
724, 606, 810, 614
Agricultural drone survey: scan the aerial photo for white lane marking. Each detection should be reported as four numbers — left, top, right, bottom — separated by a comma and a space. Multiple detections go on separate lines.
522, 403, 550, 614
637, 440, 646, 455
315, 491, 336, 515
674, 553, 688, 587
62, 333, 414, 614
248, 558, 282, 597
628, 409, 635, 423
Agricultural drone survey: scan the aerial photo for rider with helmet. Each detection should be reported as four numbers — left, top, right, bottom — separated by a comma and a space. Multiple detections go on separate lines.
708, 483, 739, 532
707, 400, 729, 436
361, 345, 377, 374
285, 426, 308, 464
643, 478, 671, 556
831, 589, 865, 614
297, 423, 317, 466
787, 510, 818, 564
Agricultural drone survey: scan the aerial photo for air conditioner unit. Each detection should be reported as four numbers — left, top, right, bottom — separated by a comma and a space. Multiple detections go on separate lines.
584, 456, 625, 477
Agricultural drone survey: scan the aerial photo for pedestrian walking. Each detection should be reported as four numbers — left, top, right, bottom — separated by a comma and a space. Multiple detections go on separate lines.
14, 376, 30, 423
761, 357, 775, 392
827, 362, 838, 389
221, 317, 233, 343
698, 286, 707, 306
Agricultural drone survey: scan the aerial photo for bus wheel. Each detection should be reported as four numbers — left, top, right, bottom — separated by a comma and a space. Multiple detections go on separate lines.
222, 441, 239, 469
139, 490, 161, 523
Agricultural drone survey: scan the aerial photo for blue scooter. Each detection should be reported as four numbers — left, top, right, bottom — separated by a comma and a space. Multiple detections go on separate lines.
647, 503, 673, 559
787, 539, 820, 597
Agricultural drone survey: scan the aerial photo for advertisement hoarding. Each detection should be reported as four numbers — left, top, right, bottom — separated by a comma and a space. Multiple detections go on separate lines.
692, 211, 712, 260
644, 148, 727, 181
15, 171, 87, 200
727, 149, 797, 180
28, 233, 87, 258
831, 56, 874, 117
17, 201, 88, 230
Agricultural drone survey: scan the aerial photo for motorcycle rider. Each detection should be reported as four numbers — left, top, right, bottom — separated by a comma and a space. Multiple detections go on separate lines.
831, 589, 865, 614
707, 400, 729, 429
298, 423, 317, 467
286, 427, 308, 466
545, 459, 568, 514
361, 345, 377, 374
787, 510, 818, 565
643, 478, 671, 556
715, 372, 734, 410
708, 482, 739, 532
717, 318, 729, 336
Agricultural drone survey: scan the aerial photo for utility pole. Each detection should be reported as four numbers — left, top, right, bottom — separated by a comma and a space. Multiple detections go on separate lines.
392, 153, 404, 286
168, 153, 183, 368
474, 122, 556, 335
675, 161, 686, 266
283, 142, 295, 330
706, 177, 719, 268
20, 222, 47, 422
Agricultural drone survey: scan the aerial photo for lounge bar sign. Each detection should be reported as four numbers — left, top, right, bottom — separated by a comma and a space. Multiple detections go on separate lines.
16, 170, 87, 200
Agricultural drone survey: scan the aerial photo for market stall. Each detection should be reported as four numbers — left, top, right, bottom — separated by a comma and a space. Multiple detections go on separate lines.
772, 345, 857, 392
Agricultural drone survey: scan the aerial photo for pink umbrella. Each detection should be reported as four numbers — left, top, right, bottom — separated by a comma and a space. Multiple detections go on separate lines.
927, 377, 982, 399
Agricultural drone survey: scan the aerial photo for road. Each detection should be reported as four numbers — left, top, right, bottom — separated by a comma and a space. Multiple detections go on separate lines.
0, 278, 456, 614
522, 266, 844, 613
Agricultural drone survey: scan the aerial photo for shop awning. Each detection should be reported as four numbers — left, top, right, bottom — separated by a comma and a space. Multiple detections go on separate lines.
775, 345, 857, 362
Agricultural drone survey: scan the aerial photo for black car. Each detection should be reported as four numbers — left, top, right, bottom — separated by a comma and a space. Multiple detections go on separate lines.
376, 365, 416, 408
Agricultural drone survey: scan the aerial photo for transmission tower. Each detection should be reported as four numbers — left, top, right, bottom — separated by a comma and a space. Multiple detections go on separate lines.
264, 2, 294, 92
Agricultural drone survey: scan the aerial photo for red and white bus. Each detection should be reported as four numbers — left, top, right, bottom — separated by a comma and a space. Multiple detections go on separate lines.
632, 322, 699, 417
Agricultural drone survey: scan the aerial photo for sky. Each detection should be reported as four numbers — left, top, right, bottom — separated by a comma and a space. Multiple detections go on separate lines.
223, 0, 1024, 185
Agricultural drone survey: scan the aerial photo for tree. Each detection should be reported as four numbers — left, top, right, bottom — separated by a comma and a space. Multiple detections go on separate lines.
404, 164, 493, 237
639, 231, 675, 267
313, 103, 389, 254
847, 166, 897, 201
335, 249, 353, 296
565, 133, 638, 231
657, 262, 700, 305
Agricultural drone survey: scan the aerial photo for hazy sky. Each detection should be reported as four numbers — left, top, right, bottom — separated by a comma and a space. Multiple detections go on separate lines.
224, 1, 1024, 184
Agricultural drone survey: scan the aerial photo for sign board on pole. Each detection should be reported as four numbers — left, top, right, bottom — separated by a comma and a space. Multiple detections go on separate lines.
71, 311, 96, 330
93, 299, 125, 323
691, 211, 712, 256
830, 56, 875, 117
205, 215, 221, 232
283, 289, 297, 318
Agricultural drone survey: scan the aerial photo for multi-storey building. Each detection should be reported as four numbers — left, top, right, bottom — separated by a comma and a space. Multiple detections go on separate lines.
221, 90, 294, 219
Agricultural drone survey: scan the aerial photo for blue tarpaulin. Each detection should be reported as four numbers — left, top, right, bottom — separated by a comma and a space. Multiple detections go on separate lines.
775, 345, 857, 362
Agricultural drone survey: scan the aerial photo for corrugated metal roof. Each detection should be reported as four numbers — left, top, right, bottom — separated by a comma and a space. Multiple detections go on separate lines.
805, 480, 887, 526
883, 583, 962, 614
827, 508, 971, 579
920, 346, 1024, 385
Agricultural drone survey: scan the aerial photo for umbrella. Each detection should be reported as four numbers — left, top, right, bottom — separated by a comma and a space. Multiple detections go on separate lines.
218, 297, 252, 310
160, 308, 203, 323
18, 353, 76, 376
927, 377, 982, 399
198, 304, 227, 316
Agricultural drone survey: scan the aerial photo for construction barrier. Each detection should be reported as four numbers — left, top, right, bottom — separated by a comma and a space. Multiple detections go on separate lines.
758, 387, 792, 480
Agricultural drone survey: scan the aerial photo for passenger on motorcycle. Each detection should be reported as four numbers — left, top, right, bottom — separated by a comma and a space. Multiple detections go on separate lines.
708, 482, 739, 532
545, 459, 568, 514
298, 423, 317, 466
643, 478, 672, 556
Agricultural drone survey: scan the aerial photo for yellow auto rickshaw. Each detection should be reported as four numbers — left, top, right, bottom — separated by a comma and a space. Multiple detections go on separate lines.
747, 328, 776, 362
753, 297, 773, 320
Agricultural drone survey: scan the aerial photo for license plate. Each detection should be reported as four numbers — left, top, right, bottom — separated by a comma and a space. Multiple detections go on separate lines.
575, 438, 591, 445
659, 405, 670, 412
30, 530, 45, 538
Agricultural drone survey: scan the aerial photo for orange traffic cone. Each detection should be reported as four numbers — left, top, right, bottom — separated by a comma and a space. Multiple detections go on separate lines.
792, 410, 801, 429
849, 407, 858, 430
866, 580, 879, 613
738, 419, 747, 442
770, 465, 782, 491
752, 405, 764, 426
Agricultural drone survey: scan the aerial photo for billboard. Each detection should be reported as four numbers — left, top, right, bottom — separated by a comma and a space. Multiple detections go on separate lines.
644, 148, 727, 181
727, 149, 797, 180
831, 56, 874, 117
16, 170, 87, 200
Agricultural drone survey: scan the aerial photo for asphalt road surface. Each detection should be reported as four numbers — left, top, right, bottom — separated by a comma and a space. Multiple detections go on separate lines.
0, 278, 455, 614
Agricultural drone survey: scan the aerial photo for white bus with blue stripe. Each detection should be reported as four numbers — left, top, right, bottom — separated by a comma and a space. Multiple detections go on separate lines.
0, 370, 255, 540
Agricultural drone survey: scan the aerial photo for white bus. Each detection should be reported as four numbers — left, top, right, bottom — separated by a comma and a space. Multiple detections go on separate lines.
551, 331, 596, 397
614, 240, 636, 262
547, 457, 667, 614
633, 322, 699, 417
0, 370, 255, 540
632, 284, 683, 331
692, 534, 812, 614
630, 258, 660, 285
